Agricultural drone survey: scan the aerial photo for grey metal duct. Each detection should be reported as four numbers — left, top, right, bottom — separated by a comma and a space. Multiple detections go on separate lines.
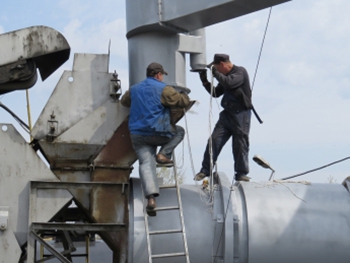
129, 174, 350, 263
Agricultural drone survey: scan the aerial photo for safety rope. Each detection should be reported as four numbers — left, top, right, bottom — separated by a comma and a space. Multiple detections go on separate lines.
207, 65, 218, 204
213, 8, 274, 261
184, 110, 214, 205
183, 111, 196, 178
183, 65, 219, 205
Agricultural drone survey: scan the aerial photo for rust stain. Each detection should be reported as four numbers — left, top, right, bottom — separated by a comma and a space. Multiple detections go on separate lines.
94, 119, 137, 167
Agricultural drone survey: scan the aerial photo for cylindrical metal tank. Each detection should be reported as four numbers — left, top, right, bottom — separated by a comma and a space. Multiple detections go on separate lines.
128, 173, 350, 263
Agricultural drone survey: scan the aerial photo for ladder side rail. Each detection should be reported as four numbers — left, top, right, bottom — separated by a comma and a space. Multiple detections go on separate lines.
173, 154, 191, 263
143, 188, 153, 263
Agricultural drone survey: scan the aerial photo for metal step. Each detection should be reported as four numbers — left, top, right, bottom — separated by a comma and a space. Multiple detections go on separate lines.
156, 163, 174, 168
144, 152, 190, 263
152, 252, 186, 259
154, 206, 179, 211
159, 184, 176, 189
149, 229, 182, 235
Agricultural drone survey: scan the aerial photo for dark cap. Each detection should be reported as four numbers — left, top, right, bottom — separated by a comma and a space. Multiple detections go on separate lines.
208, 53, 230, 67
146, 62, 168, 76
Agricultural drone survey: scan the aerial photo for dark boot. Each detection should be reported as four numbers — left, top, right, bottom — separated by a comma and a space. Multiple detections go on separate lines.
156, 153, 173, 165
146, 195, 157, 217
235, 175, 251, 182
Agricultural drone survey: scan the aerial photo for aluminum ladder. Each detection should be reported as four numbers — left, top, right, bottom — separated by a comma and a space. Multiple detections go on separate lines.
143, 155, 190, 263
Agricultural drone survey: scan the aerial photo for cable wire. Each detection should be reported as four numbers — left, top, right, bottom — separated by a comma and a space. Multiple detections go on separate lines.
0, 102, 30, 133
280, 156, 350, 181
251, 7, 273, 91
183, 110, 196, 178
184, 105, 214, 205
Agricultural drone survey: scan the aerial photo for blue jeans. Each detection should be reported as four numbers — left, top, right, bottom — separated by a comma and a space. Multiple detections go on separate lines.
200, 110, 251, 177
131, 125, 185, 198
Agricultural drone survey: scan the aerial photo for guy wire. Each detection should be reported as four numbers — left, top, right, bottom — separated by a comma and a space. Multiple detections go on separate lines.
251, 7, 272, 91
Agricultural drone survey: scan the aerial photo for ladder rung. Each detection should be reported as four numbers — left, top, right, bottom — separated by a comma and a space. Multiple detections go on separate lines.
159, 184, 176, 189
149, 229, 182, 235
154, 206, 179, 211
156, 164, 174, 168
152, 252, 186, 259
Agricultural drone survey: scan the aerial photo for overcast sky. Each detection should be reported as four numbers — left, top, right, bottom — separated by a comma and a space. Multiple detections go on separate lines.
1, 0, 349, 184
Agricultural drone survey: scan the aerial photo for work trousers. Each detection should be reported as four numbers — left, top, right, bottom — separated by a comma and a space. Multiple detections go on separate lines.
131, 125, 185, 198
200, 110, 251, 177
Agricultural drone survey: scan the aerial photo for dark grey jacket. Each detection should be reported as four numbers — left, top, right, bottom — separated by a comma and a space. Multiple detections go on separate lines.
203, 65, 252, 113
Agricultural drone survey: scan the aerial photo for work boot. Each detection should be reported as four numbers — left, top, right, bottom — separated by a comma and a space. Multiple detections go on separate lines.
156, 153, 173, 165
146, 196, 157, 217
235, 175, 251, 182
194, 172, 208, 181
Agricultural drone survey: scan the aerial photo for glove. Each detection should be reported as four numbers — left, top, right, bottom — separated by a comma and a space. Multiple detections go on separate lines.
198, 70, 208, 84
211, 66, 217, 74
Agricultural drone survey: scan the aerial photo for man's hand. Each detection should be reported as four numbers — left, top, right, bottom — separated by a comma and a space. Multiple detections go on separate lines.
198, 70, 208, 84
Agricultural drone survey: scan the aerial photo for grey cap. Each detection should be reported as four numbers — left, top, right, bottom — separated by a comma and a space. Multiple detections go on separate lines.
146, 62, 168, 75
207, 53, 230, 67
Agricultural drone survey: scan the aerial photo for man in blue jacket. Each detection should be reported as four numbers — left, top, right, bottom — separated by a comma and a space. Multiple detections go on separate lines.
195, 54, 252, 182
121, 62, 190, 216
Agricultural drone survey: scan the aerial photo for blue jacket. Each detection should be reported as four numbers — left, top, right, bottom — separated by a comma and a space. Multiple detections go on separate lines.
128, 77, 173, 137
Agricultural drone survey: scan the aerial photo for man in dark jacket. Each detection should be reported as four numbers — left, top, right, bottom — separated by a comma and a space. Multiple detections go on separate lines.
121, 62, 190, 216
195, 54, 252, 182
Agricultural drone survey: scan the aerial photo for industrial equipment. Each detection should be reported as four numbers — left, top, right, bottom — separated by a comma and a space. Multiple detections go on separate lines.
1, 0, 350, 263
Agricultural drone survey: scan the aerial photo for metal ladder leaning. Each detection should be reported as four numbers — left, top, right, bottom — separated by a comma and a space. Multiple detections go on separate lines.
143, 154, 190, 263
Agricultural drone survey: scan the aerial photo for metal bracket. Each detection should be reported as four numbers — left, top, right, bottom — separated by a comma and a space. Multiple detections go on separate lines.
46, 111, 58, 142
0, 59, 36, 83
217, 214, 224, 223
0, 207, 9, 231
109, 71, 122, 100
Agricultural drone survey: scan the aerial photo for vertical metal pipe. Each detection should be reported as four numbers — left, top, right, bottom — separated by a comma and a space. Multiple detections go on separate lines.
189, 29, 207, 71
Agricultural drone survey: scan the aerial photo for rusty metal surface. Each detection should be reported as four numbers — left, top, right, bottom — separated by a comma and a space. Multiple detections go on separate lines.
0, 25, 69, 94
90, 169, 130, 226
0, 26, 70, 80
0, 59, 35, 84
39, 141, 105, 169
27, 180, 129, 263
51, 168, 130, 260
94, 118, 137, 168
90, 183, 128, 223
90, 168, 130, 262
53, 170, 92, 210
0, 59, 38, 94
28, 51, 132, 262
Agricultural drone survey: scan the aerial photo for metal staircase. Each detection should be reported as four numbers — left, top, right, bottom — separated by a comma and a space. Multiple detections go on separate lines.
143, 155, 190, 263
